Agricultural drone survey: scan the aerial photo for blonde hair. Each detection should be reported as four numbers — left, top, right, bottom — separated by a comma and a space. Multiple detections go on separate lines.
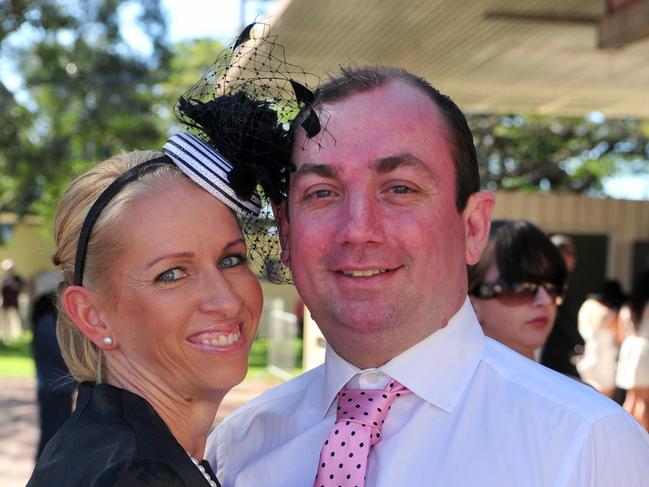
54, 150, 185, 383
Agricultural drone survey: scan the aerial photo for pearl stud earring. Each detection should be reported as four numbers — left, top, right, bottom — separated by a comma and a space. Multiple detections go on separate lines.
102, 336, 113, 346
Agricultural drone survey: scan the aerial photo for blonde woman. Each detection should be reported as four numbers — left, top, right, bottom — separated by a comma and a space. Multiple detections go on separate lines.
28, 22, 311, 485
26, 133, 269, 486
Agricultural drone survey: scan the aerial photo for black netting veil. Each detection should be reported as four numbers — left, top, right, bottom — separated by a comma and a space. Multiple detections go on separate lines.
176, 22, 319, 284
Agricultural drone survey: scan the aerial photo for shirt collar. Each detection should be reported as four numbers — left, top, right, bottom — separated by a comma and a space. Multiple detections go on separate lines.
319, 297, 485, 417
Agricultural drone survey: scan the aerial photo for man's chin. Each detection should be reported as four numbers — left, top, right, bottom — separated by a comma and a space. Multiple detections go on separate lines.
324, 305, 401, 336
320, 311, 408, 368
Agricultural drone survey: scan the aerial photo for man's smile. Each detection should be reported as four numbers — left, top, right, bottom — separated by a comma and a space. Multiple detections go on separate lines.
340, 269, 388, 277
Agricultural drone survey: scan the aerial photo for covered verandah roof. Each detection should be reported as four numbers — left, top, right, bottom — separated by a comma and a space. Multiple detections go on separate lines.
268, 0, 649, 117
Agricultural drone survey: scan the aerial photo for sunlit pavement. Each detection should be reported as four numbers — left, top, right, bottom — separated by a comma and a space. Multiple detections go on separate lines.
0, 380, 36, 487
0, 377, 280, 487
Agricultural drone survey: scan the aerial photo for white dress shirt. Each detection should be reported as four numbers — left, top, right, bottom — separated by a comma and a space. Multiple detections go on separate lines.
208, 299, 649, 486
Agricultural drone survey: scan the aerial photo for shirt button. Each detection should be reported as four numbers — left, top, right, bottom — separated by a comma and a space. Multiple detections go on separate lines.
365, 372, 380, 384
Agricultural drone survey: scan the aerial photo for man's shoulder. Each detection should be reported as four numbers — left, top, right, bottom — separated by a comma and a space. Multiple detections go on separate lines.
219, 365, 325, 427
481, 337, 621, 422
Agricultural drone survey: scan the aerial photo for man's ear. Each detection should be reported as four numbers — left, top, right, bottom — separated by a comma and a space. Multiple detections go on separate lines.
463, 190, 495, 266
272, 201, 291, 267
62, 285, 116, 350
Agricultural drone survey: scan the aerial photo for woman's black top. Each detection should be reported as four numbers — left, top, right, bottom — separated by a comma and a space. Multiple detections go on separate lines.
26, 382, 220, 487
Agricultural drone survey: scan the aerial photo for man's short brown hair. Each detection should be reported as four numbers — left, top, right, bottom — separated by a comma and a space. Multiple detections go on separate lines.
291, 65, 480, 211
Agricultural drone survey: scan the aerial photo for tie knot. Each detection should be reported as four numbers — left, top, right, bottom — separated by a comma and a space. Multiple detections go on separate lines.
335, 380, 409, 443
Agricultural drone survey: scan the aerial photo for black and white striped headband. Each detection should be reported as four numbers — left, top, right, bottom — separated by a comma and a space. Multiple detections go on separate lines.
162, 132, 261, 217
73, 132, 261, 286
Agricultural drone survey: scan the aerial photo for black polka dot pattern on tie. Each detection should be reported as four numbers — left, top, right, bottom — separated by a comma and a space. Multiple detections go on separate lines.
313, 380, 410, 487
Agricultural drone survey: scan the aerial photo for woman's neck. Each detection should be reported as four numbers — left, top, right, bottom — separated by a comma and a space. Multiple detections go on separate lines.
106, 365, 226, 459
520, 347, 536, 361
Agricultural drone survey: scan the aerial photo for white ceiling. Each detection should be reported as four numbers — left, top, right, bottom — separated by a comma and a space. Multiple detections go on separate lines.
268, 0, 649, 117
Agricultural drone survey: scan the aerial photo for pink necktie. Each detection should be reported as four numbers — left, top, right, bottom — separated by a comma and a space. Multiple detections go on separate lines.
313, 379, 410, 487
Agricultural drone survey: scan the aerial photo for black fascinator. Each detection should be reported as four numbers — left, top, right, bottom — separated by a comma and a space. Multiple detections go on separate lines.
176, 23, 319, 283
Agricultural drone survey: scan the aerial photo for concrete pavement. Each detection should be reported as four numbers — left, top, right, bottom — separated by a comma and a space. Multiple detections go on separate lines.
0, 376, 280, 487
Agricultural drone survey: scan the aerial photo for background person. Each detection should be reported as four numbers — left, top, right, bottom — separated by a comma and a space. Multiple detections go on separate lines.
30, 269, 75, 458
576, 280, 626, 397
209, 66, 649, 487
541, 234, 585, 379
1, 258, 25, 343
616, 271, 649, 431
468, 220, 567, 361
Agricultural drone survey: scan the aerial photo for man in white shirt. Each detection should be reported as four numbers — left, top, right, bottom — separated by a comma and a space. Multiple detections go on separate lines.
208, 66, 649, 486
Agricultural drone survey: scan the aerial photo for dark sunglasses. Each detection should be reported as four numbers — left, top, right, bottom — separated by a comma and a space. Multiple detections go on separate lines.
471, 279, 565, 306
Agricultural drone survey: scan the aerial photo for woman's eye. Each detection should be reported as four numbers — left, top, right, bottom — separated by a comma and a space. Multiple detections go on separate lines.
156, 268, 187, 283
219, 254, 246, 269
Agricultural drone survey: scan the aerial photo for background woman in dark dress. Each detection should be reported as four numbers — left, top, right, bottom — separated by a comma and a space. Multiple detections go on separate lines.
30, 270, 74, 459
27, 131, 268, 487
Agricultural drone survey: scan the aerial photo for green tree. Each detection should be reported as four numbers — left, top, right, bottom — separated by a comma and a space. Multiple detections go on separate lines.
0, 0, 170, 216
469, 113, 649, 196
159, 37, 224, 129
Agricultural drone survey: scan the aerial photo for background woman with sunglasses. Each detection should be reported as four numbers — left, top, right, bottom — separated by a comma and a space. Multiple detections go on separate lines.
468, 220, 568, 361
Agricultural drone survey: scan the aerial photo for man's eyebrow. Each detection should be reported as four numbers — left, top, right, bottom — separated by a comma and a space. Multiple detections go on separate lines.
290, 155, 430, 184
291, 163, 338, 183
376, 153, 429, 174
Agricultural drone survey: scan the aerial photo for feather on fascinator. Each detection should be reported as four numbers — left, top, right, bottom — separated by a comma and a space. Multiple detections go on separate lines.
176, 22, 319, 204
176, 23, 320, 283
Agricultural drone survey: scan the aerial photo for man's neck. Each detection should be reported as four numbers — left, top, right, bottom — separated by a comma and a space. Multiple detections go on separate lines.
317, 294, 468, 369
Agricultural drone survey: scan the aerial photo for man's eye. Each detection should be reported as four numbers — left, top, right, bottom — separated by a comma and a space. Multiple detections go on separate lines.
391, 185, 411, 194
313, 189, 332, 198
156, 268, 187, 283
219, 254, 246, 269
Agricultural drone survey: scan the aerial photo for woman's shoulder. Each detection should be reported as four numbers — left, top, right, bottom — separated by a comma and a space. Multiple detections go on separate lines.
27, 458, 188, 487
27, 383, 179, 485
97, 458, 189, 486
26, 415, 142, 487
28, 383, 216, 486
42, 383, 142, 453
